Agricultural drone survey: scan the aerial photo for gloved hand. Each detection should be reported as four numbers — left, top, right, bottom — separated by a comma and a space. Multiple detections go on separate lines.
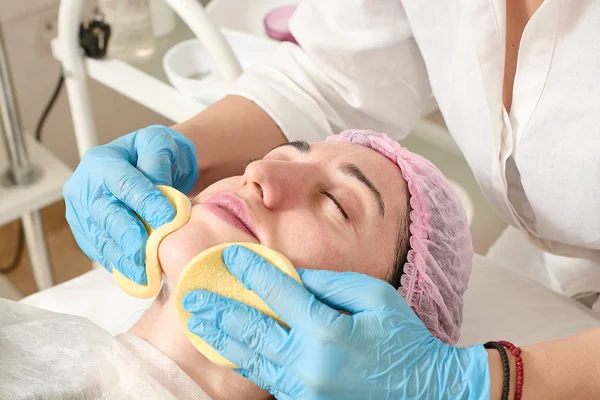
182, 245, 490, 400
63, 125, 198, 284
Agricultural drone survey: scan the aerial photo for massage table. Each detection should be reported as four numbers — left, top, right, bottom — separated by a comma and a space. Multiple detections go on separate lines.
20, 254, 600, 346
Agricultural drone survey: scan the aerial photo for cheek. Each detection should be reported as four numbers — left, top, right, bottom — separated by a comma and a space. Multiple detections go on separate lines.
266, 213, 351, 272
157, 207, 224, 285
158, 226, 203, 285
361, 223, 399, 281
159, 177, 244, 283
266, 215, 393, 281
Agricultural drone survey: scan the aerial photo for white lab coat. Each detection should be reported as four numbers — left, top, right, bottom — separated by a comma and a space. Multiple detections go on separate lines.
230, 0, 600, 300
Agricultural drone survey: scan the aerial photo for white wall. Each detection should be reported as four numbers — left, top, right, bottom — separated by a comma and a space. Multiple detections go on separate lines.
0, 0, 60, 23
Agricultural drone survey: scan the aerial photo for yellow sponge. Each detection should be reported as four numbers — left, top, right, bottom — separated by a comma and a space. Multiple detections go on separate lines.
113, 185, 192, 299
175, 242, 302, 368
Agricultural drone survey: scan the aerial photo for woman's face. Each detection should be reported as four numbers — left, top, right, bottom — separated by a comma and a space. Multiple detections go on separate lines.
159, 141, 409, 285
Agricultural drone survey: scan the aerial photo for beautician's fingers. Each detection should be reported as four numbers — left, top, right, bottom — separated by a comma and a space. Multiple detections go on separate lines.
133, 125, 198, 195
65, 198, 146, 282
183, 290, 289, 364
64, 202, 103, 265
222, 245, 341, 327
96, 147, 176, 230
91, 228, 147, 284
124, 127, 176, 188
187, 315, 288, 392
297, 269, 410, 313
88, 194, 148, 265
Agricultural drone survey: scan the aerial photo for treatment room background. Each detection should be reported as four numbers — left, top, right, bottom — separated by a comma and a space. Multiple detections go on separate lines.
0, 0, 506, 298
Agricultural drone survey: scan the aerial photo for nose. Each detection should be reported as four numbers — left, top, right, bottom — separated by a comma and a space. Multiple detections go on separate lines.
243, 159, 318, 210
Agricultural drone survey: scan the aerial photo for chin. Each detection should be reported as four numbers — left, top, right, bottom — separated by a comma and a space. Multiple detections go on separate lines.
157, 219, 257, 286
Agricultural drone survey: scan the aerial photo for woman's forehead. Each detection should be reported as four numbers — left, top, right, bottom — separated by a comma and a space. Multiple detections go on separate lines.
311, 141, 402, 180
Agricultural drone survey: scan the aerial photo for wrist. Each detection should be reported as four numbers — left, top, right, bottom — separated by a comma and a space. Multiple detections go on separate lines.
487, 349, 516, 400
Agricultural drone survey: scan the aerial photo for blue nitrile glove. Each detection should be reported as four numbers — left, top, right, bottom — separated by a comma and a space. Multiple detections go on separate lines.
182, 245, 490, 400
63, 125, 198, 285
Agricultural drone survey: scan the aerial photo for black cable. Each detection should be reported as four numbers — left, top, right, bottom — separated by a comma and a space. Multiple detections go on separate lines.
35, 73, 64, 141
0, 225, 25, 274
0, 72, 64, 274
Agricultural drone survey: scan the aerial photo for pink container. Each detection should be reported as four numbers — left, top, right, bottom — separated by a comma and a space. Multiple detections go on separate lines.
264, 5, 298, 45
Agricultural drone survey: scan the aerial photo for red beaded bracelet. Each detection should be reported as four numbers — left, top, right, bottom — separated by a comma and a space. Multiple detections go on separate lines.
499, 341, 524, 400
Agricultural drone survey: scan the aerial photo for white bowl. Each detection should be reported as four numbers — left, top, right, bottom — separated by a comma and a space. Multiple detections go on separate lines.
163, 30, 279, 104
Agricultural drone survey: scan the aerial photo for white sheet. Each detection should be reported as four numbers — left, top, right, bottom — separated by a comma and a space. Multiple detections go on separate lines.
0, 299, 210, 400
21, 268, 154, 336
487, 226, 600, 313
459, 256, 599, 346
21, 255, 600, 344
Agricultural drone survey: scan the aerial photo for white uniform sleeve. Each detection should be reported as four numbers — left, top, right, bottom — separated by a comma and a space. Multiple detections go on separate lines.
229, 0, 433, 142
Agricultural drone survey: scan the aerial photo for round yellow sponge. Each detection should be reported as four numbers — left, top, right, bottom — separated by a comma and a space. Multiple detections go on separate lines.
113, 185, 192, 299
175, 242, 302, 368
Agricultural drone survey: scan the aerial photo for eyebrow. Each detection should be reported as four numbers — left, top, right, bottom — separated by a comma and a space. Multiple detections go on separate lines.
340, 163, 385, 217
273, 140, 310, 153
274, 141, 385, 217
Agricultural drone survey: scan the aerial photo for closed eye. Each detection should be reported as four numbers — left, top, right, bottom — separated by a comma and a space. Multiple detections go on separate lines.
321, 190, 349, 220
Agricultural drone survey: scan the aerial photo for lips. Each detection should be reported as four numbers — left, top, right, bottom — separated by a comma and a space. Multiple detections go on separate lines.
203, 193, 259, 240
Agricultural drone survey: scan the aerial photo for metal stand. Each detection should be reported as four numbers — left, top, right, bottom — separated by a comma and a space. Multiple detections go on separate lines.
0, 25, 54, 290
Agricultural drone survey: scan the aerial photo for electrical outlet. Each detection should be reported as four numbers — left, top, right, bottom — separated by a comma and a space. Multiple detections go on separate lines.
33, 8, 59, 57
41, 14, 58, 55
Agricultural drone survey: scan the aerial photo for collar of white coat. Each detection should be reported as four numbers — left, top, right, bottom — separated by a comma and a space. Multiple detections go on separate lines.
455, 0, 560, 227
458, 0, 561, 138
